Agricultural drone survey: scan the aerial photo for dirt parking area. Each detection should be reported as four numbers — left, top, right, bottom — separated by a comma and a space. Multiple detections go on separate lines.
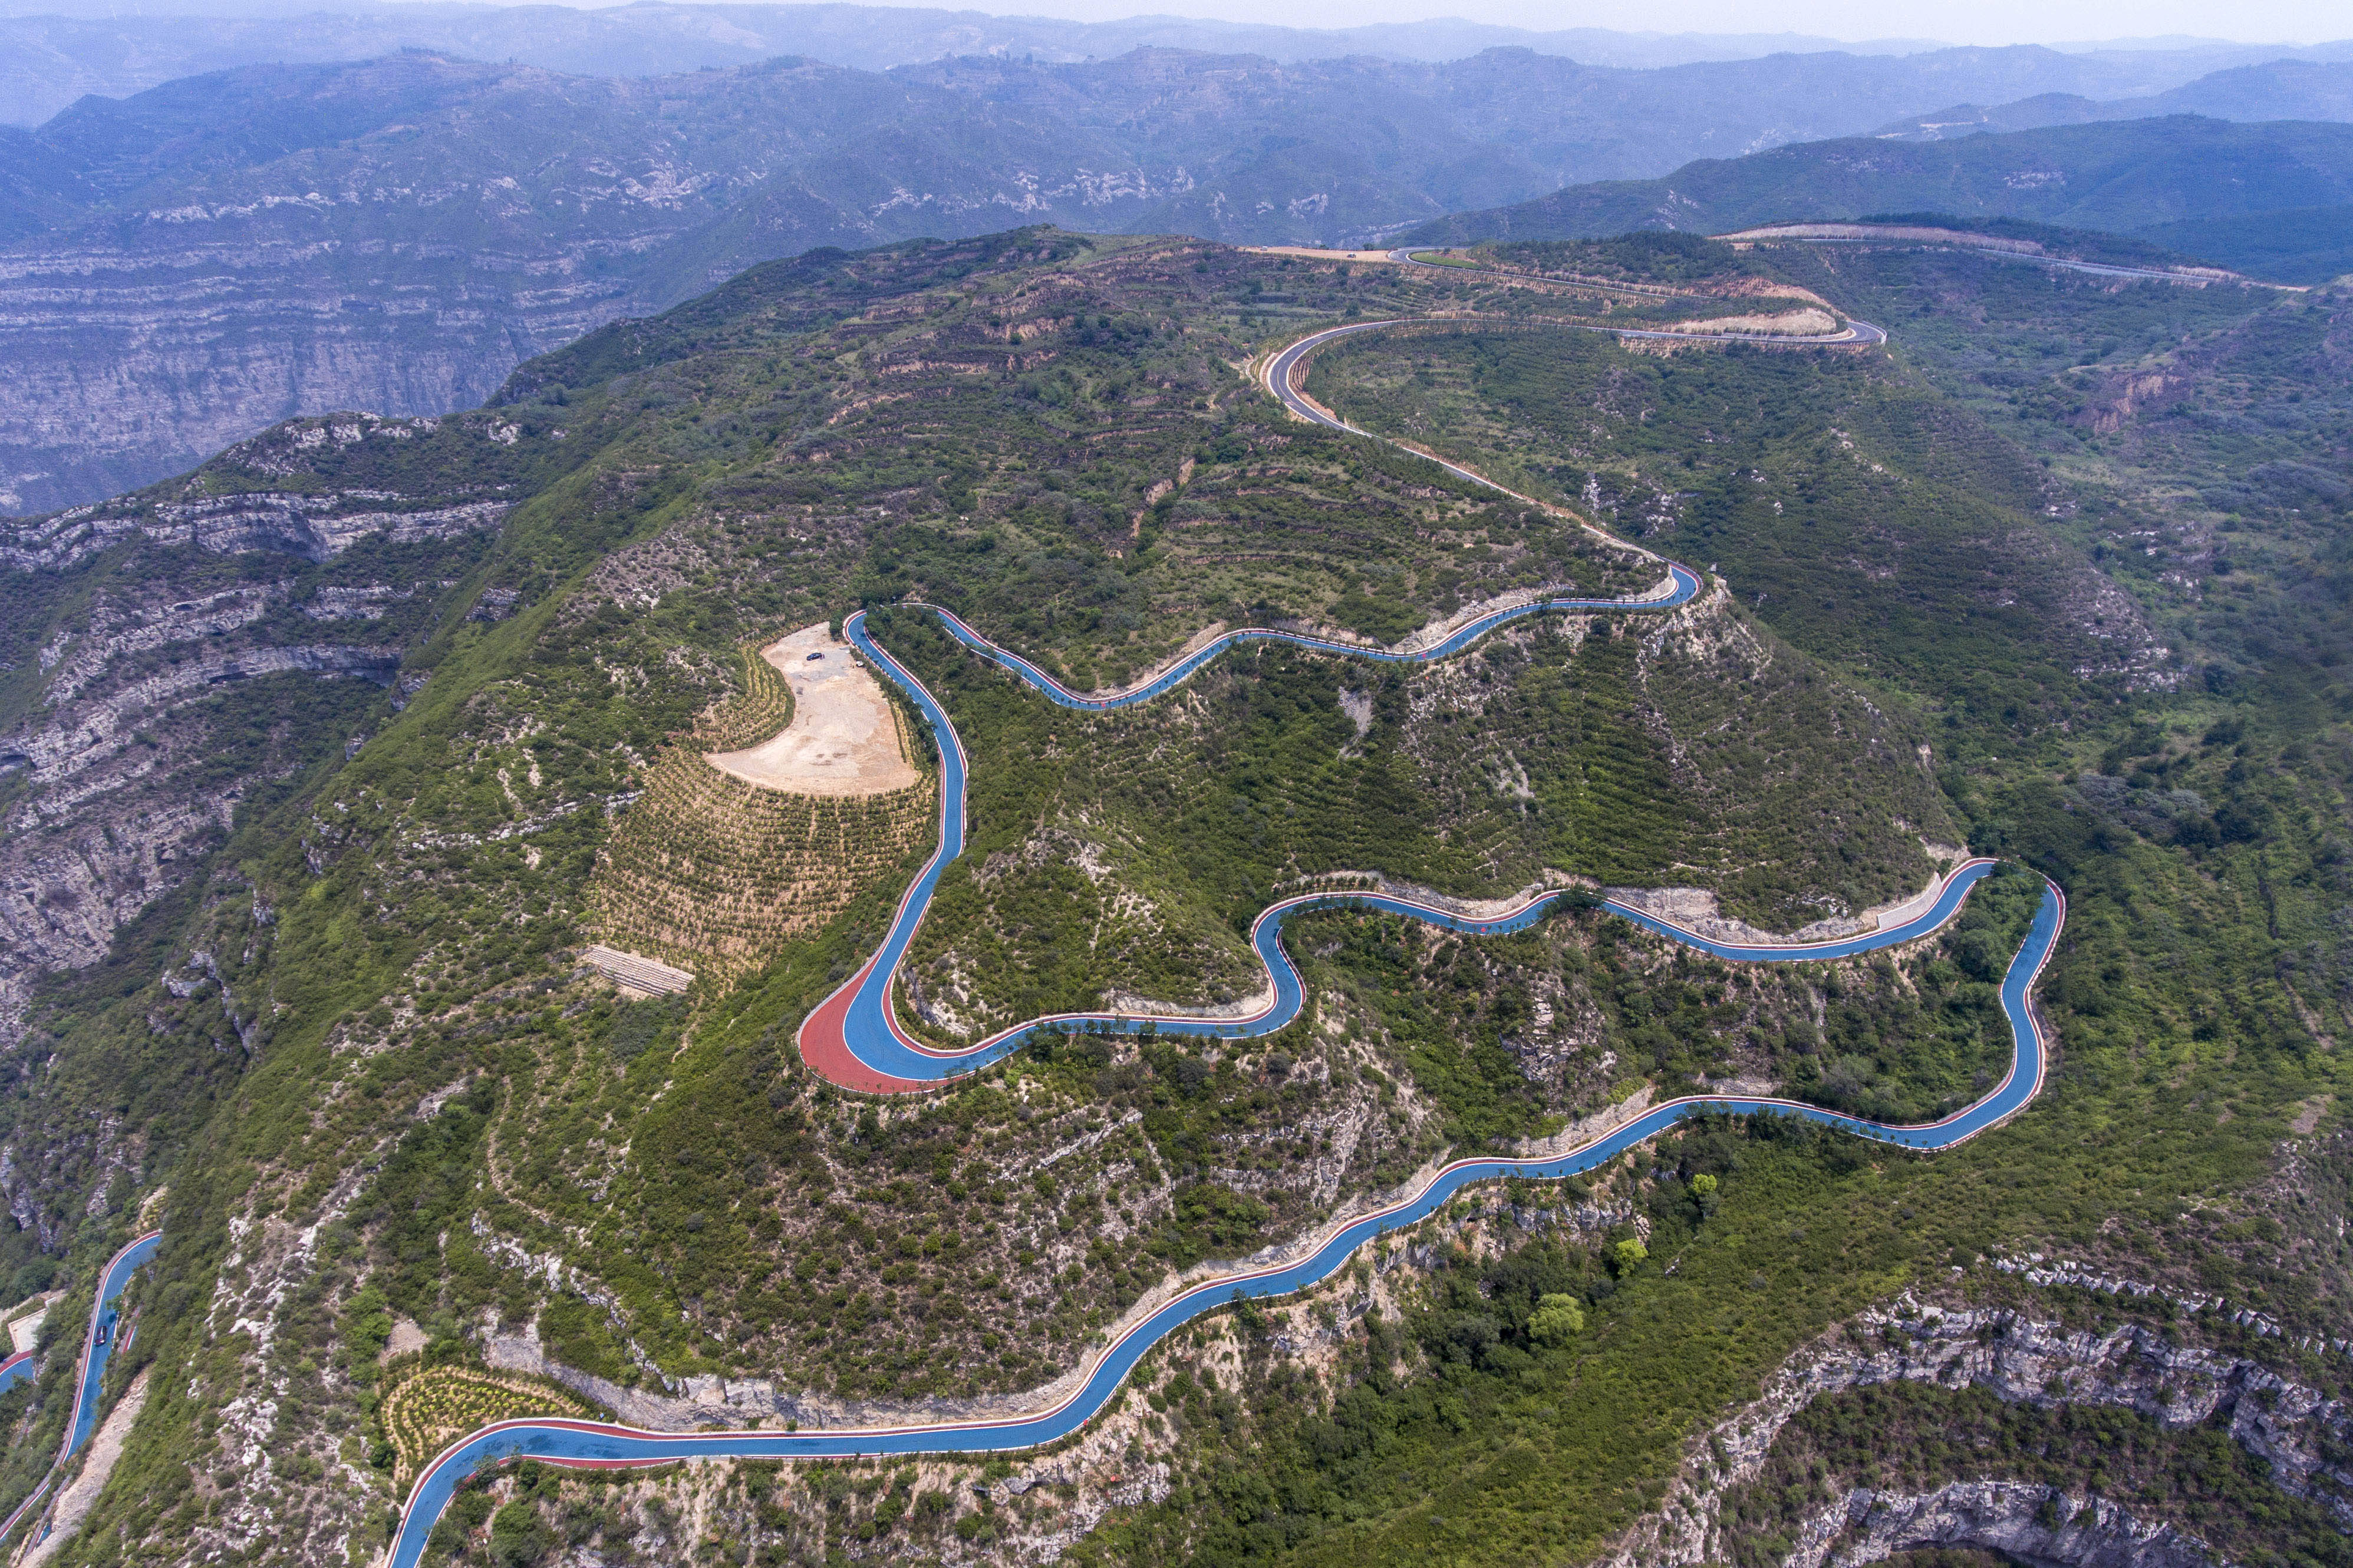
705, 622, 920, 796
1243, 245, 1402, 263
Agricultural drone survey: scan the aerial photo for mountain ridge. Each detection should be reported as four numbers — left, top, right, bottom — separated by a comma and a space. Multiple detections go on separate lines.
1, 223, 2346, 1568
1875, 57, 2353, 139
14, 44, 2351, 515
12, 1, 2346, 128
1401, 114, 2353, 283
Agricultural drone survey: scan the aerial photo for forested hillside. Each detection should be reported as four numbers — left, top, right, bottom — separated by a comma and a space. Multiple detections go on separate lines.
7, 37, 2352, 515
0, 225, 2344, 1568
1405, 115, 2353, 282
1255, 233, 2353, 1564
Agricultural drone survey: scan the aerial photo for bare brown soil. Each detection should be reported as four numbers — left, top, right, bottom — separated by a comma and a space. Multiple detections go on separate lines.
704, 623, 918, 797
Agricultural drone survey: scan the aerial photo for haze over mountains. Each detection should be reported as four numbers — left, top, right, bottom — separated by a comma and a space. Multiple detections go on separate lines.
1404, 115, 2353, 283
1876, 56, 2353, 138
5, 7, 2353, 1564
8, 1, 2352, 127
1, 6, 2349, 513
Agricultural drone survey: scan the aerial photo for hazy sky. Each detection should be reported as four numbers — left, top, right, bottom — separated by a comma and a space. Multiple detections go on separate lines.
396, 0, 2352, 49
812, 0, 2348, 45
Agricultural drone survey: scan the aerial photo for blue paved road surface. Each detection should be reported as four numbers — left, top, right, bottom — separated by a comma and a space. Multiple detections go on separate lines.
918, 566, 1700, 712
810, 578, 1697, 1090
814, 604, 2002, 1090
384, 306, 2068, 1566
72, 1233, 159, 1454
393, 877, 2058, 1568
0, 1230, 162, 1548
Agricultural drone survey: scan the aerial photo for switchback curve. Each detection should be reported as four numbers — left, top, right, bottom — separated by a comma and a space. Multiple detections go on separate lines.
802, 625, 2026, 1095
384, 307, 2067, 1567
798, 570, 1702, 1094
386, 874, 2058, 1568
0, 1231, 161, 1550
796, 307, 1887, 1094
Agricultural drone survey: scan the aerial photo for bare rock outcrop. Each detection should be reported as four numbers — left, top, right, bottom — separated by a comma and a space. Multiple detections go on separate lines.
1607, 1292, 2353, 1566
5, 477, 511, 573
1787, 1480, 2220, 1568
0, 620, 397, 1042
0, 427, 516, 1045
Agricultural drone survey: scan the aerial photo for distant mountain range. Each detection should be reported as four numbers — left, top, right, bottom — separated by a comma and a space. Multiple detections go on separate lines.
1875, 58, 2353, 138
0, 39, 2324, 516
1402, 116, 2353, 283
4, 31, 2352, 513
8, 1, 2353, 128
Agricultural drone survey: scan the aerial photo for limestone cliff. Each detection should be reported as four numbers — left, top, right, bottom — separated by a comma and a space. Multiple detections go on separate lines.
1608, 1289, 2353, 1566
0, 406, 564, 1042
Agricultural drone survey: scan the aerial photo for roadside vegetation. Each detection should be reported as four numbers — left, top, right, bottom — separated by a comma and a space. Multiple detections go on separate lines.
2, 228, 2346, 1568
1065, 243, 2353, 1567
378, 1368, 591, 1486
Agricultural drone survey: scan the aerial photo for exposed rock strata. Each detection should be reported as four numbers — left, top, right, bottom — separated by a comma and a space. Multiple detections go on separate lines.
4, 482, 509, 571
0, 615, 398, 1040
0, 441, 509, 1044
0, 225, 624, 516
1785, 1480, 2220, 1568
1607, 1293, 2353, 1566
6, 46, 2240, 513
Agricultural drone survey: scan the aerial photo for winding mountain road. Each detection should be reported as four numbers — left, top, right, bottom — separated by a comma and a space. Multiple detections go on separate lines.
1378, 252, 1890, 344
0, 303, 2007, 1566
1711, 225, 2297, 292
0, 293, 2039, 1568
804, 615, 2024, 1099
799, 572, 1699, 1095
0, 1231, 160, 1552
383, 877, 2057, 1568
371, 307, 2064, 1565
799, 306, 1891, 1095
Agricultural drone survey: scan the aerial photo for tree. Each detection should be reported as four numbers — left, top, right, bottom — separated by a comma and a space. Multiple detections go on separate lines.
1528, 1293, 1584, 1346
489, 1499, 555, 1567
1610, 1238, 1648, 1275
1690, 1171, 1721, 1218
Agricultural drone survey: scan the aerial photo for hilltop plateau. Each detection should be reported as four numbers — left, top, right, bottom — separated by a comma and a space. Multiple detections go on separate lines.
0, 225, 2344, 1568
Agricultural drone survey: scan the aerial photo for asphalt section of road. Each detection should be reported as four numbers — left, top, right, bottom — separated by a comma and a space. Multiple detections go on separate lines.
284, 306, 2054, 1568
0, 1232, 162, 1552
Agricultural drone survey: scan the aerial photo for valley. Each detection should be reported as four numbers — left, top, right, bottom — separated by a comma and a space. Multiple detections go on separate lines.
0, 32, 2344, 1558
2, 36, 2351, 514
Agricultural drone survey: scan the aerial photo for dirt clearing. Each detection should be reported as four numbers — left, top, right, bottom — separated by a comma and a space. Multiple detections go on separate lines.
1664, 308, 1841, 336
1243, 246, 1401, 263
705, 622, 919, 796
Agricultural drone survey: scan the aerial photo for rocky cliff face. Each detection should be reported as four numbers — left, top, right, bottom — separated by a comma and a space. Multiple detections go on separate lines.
1786, 1481, 2221, 1568
0, 405, 575, 1277
0, 608, 400, 1027
1608, 1290, 2353, 1566
0, 241, 615, 517
0, 406, 562, 1042
8, 45, 2267, 514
